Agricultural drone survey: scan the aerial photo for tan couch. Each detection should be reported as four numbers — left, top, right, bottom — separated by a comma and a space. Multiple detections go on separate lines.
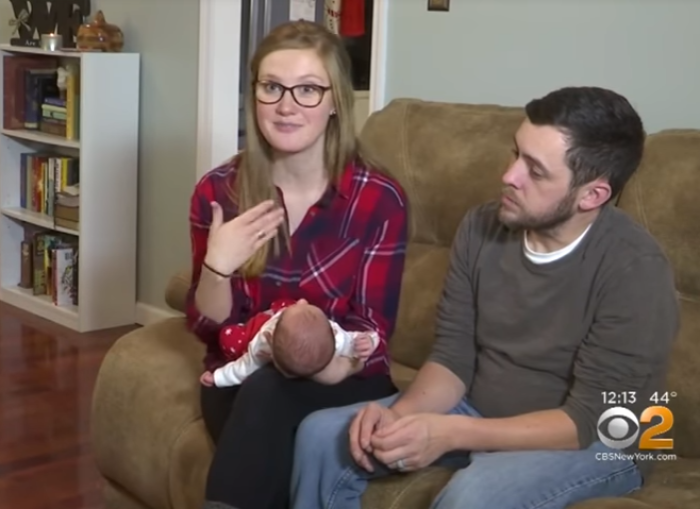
91, 98, 700, 509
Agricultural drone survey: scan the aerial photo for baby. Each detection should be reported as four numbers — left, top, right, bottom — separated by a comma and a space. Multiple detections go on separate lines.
200, 299, 378, 387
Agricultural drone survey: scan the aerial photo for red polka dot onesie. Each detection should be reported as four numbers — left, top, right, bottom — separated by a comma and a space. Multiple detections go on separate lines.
218, 298, 297, 361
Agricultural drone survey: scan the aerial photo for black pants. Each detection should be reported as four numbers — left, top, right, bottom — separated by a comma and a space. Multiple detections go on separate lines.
201, 363, 397, 509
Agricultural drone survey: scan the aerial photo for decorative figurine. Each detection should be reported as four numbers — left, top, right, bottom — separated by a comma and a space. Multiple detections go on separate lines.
76, 10, 124, 52
57, 66, 69, 99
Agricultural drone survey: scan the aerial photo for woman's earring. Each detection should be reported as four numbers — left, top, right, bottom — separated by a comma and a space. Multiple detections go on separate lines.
330, 109, 336, 116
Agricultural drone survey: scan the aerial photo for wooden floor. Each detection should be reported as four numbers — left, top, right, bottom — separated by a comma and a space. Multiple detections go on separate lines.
0, 302, 139, 509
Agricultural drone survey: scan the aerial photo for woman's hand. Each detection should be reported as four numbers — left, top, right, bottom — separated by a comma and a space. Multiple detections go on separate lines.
205, 199, 286, 275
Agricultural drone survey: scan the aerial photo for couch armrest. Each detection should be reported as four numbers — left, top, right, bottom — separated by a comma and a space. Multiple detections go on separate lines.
90, 318, 208, 509
165, 269, 191, 314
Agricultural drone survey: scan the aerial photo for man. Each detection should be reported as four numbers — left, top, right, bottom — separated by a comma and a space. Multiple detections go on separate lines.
289, 86, 680, 509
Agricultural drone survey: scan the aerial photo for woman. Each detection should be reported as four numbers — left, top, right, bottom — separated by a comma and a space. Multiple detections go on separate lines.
186, 20, 409, 509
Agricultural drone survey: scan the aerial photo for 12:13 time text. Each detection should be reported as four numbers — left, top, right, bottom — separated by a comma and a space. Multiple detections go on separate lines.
601, 391, 637, 405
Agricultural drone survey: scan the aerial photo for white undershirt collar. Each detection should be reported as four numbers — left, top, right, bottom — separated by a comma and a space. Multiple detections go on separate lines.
523, 223, 592, 264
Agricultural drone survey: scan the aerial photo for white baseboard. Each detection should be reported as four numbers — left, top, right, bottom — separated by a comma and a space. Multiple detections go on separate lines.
135, 301, 184, 326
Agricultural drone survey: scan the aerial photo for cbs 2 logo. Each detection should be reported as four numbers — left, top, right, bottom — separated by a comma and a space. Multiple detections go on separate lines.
597, 406, 674, 450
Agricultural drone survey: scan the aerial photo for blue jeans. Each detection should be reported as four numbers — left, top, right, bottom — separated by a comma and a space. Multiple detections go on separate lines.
290, 394, 643, 509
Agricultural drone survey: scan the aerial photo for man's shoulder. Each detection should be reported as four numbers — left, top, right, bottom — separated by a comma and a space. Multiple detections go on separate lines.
456, 200, 506, 241
444, 200, 511, 266
596, 205, 671, 266
581, 206, 677, 302
465, 200, 502, 223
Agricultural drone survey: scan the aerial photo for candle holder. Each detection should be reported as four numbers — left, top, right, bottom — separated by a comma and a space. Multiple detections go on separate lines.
40, 33, 64, 52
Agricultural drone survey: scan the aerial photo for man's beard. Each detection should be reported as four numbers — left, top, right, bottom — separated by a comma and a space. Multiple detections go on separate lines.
499, 189, 577, 232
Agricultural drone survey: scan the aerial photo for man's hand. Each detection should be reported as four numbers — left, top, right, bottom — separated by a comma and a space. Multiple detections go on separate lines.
370, 414, 454, 472
349, 402, 401, 472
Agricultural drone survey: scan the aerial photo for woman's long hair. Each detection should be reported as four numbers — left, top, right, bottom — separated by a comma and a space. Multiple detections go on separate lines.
231, 20, 364, 277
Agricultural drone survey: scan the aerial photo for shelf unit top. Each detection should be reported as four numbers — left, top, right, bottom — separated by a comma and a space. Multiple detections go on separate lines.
0, 43, 138, 59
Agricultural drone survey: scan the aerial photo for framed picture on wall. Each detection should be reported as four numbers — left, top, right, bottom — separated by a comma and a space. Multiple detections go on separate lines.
427, 0, 450, 11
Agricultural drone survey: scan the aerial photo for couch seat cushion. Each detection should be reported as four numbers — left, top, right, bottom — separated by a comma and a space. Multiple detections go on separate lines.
362, 467, 453, 509
627, 459, 700, 507
361, 459, 700, 509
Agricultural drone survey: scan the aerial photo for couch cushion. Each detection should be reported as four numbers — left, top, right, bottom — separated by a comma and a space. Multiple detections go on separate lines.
361, 459, 700, 509
389, 361, 419, 392
660, 297, 700, 458
616, 129, 700, 458
617, 129, 700, 302
363, 467, 454, 509
389, 242, 451, 369
359, 99, 524, 248
627, 459, 700, 508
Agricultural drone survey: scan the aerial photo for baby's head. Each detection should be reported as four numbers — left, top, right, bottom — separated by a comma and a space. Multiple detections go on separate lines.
271, 300, 335, 378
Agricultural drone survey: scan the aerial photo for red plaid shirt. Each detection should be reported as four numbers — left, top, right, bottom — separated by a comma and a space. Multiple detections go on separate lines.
186, 156, 408, 378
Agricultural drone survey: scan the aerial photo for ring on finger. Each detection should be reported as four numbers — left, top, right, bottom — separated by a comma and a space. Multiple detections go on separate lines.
396, 458, 407, 471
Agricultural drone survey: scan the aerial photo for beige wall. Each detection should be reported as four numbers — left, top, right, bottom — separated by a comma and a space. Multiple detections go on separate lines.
383, 0, 700, 135
1, 0, 200, 313
354, 91, 370, 133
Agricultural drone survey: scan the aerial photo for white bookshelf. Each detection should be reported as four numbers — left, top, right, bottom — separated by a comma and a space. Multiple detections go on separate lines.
0, 44, 140, 332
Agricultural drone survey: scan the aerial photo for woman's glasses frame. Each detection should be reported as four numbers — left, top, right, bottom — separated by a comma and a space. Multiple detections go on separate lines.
254, 80, 332, 108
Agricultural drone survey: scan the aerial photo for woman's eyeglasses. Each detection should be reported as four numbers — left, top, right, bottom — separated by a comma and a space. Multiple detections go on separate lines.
255, 80, 331, 108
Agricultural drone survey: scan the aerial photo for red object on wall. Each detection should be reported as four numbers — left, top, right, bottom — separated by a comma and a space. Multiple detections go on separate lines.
340, 0, 365, 37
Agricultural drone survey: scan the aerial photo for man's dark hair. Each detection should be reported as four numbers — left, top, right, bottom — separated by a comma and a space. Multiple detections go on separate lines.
525, 86, 646, 201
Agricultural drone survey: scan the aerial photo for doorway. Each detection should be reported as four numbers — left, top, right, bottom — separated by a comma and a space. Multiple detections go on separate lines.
195, 0, 389, 179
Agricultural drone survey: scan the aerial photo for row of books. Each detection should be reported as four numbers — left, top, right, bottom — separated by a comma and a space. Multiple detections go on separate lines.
20, 152, 80, 230
2, 54, 80, 140
20, 224, 79, 307
40, 96, 72, 138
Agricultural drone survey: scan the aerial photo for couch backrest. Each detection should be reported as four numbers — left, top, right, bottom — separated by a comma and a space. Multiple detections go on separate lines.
359, 99, 525, 247
616, 129, 700, 458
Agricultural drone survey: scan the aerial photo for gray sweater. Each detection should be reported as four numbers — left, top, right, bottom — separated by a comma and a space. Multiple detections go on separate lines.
429, 201, 680, 477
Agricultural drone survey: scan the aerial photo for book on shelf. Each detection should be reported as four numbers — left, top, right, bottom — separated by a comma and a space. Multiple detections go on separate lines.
19, 224, 79, 307
18, 151, 80, 229
2, 53, 80, 140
